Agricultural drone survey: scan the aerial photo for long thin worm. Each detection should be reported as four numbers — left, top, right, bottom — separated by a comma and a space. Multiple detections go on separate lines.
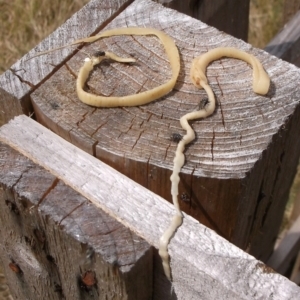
159, 47, 270, 281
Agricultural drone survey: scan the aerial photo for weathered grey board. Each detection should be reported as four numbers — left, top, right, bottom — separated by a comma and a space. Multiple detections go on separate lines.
1, 115, 300, 299
0, 0, 134, 125
29, 0, 300, 260
154, 0, 250, 41
0, 140, 152, 299
265, 10, 300, 67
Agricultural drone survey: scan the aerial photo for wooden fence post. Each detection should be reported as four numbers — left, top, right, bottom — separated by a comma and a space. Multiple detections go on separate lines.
153, 0, 250, 41
17, 0, 300, 261
1, 0, 300, 298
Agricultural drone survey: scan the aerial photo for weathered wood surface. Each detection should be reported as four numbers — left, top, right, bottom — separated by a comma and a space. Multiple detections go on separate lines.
153, 0, 250, 41
0, 137, 152, 299
0, 87, 23, 126
265, 9, 300, 67
28, 0, 300, 260
0, 0, 134, 126
1, 115, 300, 300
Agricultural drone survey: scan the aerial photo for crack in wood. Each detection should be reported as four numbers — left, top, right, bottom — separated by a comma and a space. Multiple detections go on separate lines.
58, 201, 86, 226
65, 63, 78, 79
131, 130, 145, 150
9, 68, 35, 88
35, 177, 60, 209
147, 112, 153, 122
248, 180, 266, 242
134, 78, 149, 95
91, 119, 109, 137
126, 116, 137, 132
189, 167, 196, 210
164, 143, 171, 161
211, 128, 215, 161
76, 111, 90, 127
215, 76, 225, 128
261, 200, 273, 229
101, 226, 124, 236
11, 166, 31, 190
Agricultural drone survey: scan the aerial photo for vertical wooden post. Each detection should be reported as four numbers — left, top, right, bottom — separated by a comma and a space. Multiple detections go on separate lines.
153, 0, 250, 41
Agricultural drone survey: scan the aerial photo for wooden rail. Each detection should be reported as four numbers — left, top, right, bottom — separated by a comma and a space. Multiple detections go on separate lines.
154, 0, 250, 41
1, 0, 300, 298
1, 115, 300, 299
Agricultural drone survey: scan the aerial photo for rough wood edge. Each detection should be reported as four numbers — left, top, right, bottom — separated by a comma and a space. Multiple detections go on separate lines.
0, 87, 24, 126
0, 115, 299, 299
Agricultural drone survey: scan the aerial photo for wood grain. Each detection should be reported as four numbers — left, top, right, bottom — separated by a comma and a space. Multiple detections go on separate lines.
0, 140, 152, 300
0, 87, 23, 127
1, 115, 300, 299
30, 0, 300, 259
0, 0, 134, 122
